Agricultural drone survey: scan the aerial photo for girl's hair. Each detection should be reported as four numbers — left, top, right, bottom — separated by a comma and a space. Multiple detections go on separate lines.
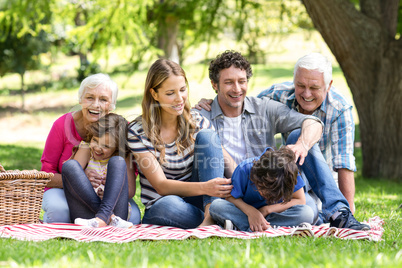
86, 113, 129, 158
78, 73, 119, 110
250, 147, 299, 204
294, 53, 332, 89
136, 58, 196, 163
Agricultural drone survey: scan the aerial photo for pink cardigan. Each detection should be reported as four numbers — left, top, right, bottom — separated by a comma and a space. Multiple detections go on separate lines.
41, 113, 138, 191
41, 113, 82, 190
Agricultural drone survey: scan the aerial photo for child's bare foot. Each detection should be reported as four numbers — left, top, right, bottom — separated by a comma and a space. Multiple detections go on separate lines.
198, 205, 215, 227
198, 215, 215, 227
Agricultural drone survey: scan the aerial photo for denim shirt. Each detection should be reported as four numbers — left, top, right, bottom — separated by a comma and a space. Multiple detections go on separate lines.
198, 96, 322, 162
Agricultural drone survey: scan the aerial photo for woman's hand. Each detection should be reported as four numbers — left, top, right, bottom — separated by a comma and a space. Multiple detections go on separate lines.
85, 169, 104, 189
202, 178, 233, 198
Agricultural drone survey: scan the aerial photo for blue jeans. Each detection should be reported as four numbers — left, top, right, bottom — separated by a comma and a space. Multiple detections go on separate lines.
209, 199, 314, 231
286, 129, 349, 221
42, 188, 70, 223
62, 156, 141, 224
142, 129, 225, 229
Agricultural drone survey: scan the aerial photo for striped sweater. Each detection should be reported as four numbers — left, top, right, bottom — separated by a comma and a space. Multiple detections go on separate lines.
127, 111, 212, 209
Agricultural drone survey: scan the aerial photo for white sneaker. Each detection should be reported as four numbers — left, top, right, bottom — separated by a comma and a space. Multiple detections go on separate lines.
75, 218, 99, 228
109, 215, 133, 229
224, 219, 237, 230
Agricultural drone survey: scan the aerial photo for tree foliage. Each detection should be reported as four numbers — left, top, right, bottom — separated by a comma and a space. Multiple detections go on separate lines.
0, 0, 51, 110
231, 0, 314, 64
1, 0, 310, 73
0, 0, 51, 76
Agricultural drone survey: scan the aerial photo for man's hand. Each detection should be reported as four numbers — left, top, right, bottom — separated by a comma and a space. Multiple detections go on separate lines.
194, 98, 213, 111
286, 143, 308, 165
288, 118, 322, 165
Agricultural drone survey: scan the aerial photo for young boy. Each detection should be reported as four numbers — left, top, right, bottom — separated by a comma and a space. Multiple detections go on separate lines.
209, 147, 315, 232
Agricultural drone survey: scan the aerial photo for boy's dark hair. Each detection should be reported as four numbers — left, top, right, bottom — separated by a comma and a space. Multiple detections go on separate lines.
86, 113, 129, 158
209, 50, 253, 92
250, 147, 299, 204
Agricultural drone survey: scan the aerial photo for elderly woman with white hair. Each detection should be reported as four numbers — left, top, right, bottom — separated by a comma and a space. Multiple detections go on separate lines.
40, 73, 140, 225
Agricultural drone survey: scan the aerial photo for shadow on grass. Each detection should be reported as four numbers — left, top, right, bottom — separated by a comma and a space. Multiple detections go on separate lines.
0, 76, 80, 96
116, 94, 143, 109
0, 104, 74, 116
254, 66, 343, 80
0, 144, 43, 170
0, 93, 142, 116
255, 67, 292, 80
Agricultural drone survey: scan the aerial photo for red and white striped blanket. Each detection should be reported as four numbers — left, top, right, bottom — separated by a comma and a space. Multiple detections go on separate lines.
0, 217, 384, 243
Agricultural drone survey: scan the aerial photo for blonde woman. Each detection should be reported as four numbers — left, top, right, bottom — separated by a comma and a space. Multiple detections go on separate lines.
127, 59, 234, 229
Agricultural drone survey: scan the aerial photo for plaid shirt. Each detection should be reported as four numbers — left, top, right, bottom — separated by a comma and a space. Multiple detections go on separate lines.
258, 82, 356, 172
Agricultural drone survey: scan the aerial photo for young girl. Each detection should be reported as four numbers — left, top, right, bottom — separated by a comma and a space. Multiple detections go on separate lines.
62, 113, 140, 228
127, 59, 236, 229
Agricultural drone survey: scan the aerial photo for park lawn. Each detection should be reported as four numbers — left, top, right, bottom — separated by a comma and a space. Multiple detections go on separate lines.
0, 143, 400, 267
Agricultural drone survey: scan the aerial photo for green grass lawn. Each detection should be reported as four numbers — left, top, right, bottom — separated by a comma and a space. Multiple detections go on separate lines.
0, 143, 401, 267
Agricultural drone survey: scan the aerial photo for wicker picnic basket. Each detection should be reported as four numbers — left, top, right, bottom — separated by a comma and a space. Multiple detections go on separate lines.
0, 164, 53, 225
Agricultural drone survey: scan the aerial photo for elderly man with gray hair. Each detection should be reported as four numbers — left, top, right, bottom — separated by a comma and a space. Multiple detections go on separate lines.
258, 52, 356, 215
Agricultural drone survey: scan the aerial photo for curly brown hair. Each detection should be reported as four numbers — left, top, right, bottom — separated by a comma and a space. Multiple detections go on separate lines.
209, 50, 253, 93
250, 147, 299, 204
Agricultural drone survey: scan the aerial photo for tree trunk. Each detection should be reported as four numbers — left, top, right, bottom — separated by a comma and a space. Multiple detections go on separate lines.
20, 72, 25, 111
302, 0, 402, 179
157, 14, 180, 64
75, 6, 89, 80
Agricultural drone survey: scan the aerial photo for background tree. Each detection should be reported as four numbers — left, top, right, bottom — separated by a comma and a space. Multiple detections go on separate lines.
0, 0, 50, 110
1, 0, 308, 74
232, 0, 314, 64
146, 0, 229, 64
302, 0, 402, 179
52, 0, 152, 79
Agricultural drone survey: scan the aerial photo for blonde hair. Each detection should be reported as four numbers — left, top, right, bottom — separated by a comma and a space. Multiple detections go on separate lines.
138, 59, 196, 163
